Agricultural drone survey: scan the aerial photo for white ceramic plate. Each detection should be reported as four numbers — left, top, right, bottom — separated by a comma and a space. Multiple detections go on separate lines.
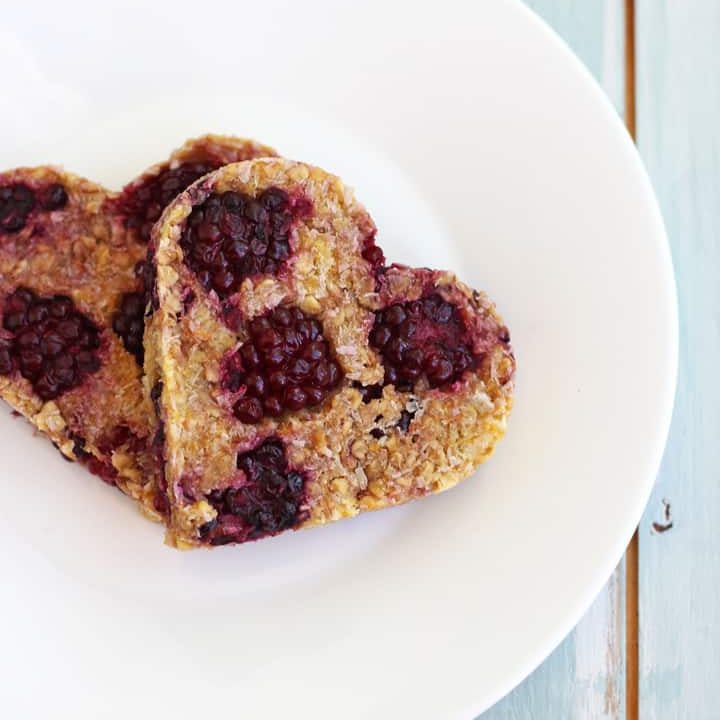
0, 1, 676, 718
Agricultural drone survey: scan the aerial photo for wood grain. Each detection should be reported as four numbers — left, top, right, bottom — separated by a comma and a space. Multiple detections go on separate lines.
636, 1, 720, 718
480, 3, 627, 713
626, 531, 639, 720
624, 5, 639, 719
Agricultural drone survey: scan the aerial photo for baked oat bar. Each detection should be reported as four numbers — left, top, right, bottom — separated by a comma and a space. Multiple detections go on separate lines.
0, 135, 276, 520
146, 158, 515, 547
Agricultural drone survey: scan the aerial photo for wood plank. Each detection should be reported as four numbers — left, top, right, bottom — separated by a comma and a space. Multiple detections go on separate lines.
481, 2, 626, 713
636, 1, 720, 718
624, 5, 639, 720
626, 532, 639, 720
481, 569, 625, 719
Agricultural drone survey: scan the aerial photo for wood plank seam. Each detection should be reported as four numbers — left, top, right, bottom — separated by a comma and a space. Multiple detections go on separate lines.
624, 3, 639, 720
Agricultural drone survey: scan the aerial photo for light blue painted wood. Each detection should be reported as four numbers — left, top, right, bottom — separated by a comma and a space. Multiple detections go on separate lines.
480, 570, 625, 719
637, 2, 720, 719
522, 0, 625, 114
480, 2, 626, 716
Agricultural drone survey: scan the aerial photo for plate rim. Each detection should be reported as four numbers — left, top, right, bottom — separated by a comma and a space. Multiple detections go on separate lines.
0, 1, 679, 717
469, 1, 678, 714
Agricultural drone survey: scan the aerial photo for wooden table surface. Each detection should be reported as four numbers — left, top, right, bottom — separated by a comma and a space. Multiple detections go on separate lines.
478, 1, 718, 718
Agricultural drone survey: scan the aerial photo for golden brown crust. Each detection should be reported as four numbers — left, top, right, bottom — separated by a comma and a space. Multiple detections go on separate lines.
0, 136, 277, 522
110, 134, 278, 232
172, 134, 277, 167
0, 166, 158, 511
147, 158, 515, 548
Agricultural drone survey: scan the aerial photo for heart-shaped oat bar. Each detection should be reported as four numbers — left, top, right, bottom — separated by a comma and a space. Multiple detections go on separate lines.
146, 158, 515, 548
0, 136, 276, 520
